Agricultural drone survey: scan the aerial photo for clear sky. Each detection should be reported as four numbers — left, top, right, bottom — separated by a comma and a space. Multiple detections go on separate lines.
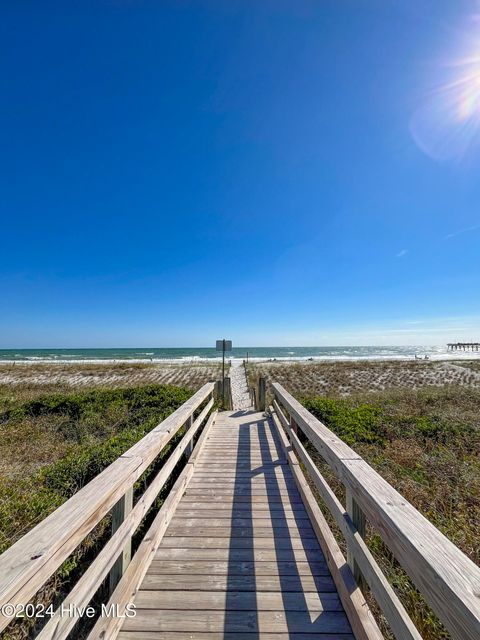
2, 0, 480, 347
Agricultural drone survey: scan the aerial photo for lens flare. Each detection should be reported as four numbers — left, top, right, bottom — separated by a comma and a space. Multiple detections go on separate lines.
410, 31, 480, 162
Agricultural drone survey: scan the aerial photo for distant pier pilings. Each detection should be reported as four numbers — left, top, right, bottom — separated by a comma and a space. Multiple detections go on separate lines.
447, 342, 480, 351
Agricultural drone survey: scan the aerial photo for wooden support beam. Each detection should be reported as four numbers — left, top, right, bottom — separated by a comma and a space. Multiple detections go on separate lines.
346, 488, 366, 589
184, 415, 194, 459
258, 376, 266, 411
109, 487, 134, 594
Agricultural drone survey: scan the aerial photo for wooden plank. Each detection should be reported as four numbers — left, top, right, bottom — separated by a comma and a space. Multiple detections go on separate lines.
0, 383, 215, 631
118, 633, 355, 640
174, 507, 307, 518
184, 489, 299, 496
197, 444, 280, 449
190, 463, 286, 470
164, 526, 316, 539
187, 480, 295, 486
180, 493, 305, 504
270, 407, 382, 640
168, 516, 312, 526
187, 481, 298, 489
195, 464, 293, 478
272, 384, 480, 640
162, 534, 323, 560
147, 560, 330, 576
134, 589, 343, 611
121, 609, 351, 634
153, 548, 324, 562
201, 441, 280, 446
200, 444, 278, 449
187, 475, 296, 482
140, 573, 338, 592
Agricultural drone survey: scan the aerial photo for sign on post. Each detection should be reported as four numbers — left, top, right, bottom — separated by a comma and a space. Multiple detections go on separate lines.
216, 339, 232, 406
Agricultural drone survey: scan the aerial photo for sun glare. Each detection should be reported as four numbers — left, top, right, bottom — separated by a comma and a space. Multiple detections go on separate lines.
410, 22, 480, 162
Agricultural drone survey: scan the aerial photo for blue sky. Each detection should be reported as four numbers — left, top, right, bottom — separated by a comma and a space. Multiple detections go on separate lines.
1, 0, 480, 347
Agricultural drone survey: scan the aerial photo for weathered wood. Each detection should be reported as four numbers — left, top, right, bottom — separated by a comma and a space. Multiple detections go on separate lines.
180, 493, 304, 503
346, 488, 366, 587
134, 589, 343, 611
270, 407, 382, 640
154, 546, 323, 561
184, 414, 194, 458
147, 559, 330, 576
112, 409, 361, 639
221, 376, 232, 409
273, 384, 480, 640
183, 492, 297, 500
118, 633, 354, 640
36, 405, 216, 640
110, 487, 134, 594
274, 405, 422, 640
169, 509, 312, 533
140, 572, 338, 592
258, 375, 267, 410
175, 506, 307, 516
122, 609, 351, 634
0, 382, 214, 632
87, 403, 217, 640
164, 526, 316, 539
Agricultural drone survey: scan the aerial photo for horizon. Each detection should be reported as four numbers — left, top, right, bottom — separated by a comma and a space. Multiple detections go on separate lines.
2, 1, 480, 345
0, 342, 477, 350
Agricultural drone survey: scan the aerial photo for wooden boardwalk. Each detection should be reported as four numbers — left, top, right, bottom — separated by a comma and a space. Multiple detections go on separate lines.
1, 380, 479, 640
118, 409, 353, 639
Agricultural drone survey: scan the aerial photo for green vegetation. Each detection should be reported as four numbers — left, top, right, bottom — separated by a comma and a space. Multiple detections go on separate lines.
302, 396, 384, 445
301, 386, 480, 639
0, 384, 193, 639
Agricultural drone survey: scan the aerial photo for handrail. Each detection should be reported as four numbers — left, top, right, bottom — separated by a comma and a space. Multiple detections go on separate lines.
89, 407, 218, 640
0, 382, 216, 635
271, 382, 480, 640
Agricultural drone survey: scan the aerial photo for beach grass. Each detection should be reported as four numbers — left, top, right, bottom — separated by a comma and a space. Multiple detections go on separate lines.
0, 382, 200, 639
0, 361, 221, 392
248, 360, 479, 638
248, 359, 479, 396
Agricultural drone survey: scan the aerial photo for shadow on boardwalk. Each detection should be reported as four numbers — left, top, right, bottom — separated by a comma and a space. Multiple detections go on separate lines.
224, 412, 350, 636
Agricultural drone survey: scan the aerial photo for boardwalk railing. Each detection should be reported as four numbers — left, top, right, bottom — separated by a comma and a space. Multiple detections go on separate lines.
0, 382, 216, 639
270, 382, 480, 640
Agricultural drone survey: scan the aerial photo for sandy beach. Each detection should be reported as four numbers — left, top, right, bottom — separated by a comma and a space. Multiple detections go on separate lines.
247, 358, 480, 396
0, 361, 221, 389
1, 357, 480, 395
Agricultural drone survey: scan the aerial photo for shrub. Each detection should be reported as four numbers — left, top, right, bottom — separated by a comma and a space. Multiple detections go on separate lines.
302, 396, 384, 445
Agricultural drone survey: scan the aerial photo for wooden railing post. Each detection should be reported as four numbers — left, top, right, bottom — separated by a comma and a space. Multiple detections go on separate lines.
258, 376, 266, 411
224, 377, 232, 410
346, 488, 366, 588
290, 415, 298, 435
109, 487, 133, 594
184, 414, 194, 458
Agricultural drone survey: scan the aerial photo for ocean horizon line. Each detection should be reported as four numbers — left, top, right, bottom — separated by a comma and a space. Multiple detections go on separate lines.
0, 345, 479, 364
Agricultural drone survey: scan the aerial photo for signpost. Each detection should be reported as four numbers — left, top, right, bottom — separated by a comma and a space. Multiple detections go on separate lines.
216, 339, 232, 405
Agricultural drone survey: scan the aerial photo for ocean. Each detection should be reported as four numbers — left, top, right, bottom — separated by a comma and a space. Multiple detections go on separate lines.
0, 345, 478, 363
